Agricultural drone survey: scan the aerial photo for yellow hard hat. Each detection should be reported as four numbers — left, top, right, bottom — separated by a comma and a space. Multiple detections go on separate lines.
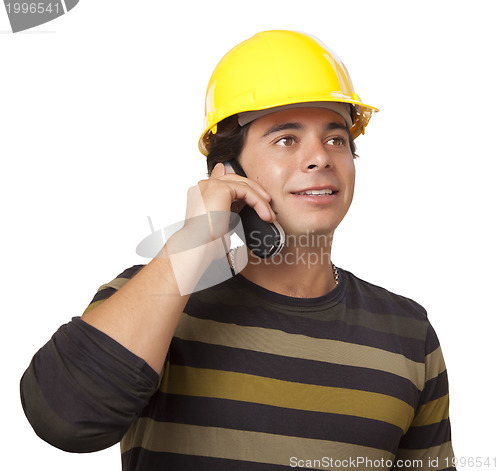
198, 30, 378, 156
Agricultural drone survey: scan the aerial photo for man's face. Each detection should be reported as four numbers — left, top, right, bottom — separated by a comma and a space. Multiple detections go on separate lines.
239, 107, 356, 238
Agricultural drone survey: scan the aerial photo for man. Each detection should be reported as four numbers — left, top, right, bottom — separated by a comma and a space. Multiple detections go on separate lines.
21, 30, 456, 470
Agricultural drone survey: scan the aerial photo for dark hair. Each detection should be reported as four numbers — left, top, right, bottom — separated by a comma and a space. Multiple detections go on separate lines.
205, 114, 358, 175
206, 115, 249, 175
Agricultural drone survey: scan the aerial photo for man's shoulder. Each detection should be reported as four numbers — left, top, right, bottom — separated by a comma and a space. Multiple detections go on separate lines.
341, 268, 429, 323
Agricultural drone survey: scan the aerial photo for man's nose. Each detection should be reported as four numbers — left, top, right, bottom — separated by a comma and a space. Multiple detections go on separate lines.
300, 139, 333, 171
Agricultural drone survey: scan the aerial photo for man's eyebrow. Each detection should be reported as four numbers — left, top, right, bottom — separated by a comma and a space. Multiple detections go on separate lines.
261, 122, 303, 138
261, 121, 350, 138
326, 122, 350, 133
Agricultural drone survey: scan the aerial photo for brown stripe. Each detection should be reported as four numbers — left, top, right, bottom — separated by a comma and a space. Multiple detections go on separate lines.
121, 419, 396, 469
395, 441, 454, 471
97, 277, 130, 292
161, 365, 415, 431
425, 346, 446, 382
83, 278, 131, 314
174, 314, 426, 389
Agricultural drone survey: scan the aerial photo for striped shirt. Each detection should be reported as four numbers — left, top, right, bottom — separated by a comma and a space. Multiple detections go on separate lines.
21, 265, 455, 470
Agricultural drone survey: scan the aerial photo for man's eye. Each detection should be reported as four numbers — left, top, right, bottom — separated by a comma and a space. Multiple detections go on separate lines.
327, 136, 347, 146
276, 136, 295, 147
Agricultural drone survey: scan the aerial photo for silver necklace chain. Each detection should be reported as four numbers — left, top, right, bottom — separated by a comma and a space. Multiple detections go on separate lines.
332, 262, 339, 287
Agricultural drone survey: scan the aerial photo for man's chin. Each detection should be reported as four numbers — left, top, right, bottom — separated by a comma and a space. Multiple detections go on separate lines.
279, 218, 340, 239
278, 225, 336, 250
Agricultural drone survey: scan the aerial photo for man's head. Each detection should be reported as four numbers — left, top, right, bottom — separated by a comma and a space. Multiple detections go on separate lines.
201, 30, 377, 236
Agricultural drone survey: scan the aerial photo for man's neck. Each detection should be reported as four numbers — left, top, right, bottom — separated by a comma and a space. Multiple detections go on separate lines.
239, 243, 336, 298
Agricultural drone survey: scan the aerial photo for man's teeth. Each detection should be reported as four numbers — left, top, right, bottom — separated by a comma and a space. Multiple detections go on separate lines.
295, 189, 335, 195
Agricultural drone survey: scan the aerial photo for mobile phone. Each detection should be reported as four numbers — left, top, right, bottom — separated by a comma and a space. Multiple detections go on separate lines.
223, 161, 285, 259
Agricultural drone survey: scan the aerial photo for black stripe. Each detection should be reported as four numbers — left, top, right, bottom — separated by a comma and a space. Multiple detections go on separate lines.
115, 264, 144, 280
169, 338, 420, 407
88, 286, 117, 304
419, 370, 450, 405
424, 323, 441, 354
139, 394, 403, 453
122, 449, 291, 471
220, 268, 428, 324
398, 419, 452, 449
343, 271, 428, 321
86, 265, 144, 306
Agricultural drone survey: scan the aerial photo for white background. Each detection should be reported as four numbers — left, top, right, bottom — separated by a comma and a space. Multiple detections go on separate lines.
2, 0, 499, 469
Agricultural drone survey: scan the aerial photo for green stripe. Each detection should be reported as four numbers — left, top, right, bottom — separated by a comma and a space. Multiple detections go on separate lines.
82, 299, 104, 314
340, 307, 427, 341
412, 395, 449, 427
161, 365, 415, 431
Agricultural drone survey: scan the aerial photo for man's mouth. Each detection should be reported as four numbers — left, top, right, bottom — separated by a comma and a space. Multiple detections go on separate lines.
292, 189, 337, 196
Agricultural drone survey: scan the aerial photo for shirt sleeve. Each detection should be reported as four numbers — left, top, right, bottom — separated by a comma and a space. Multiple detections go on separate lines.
394, 323, 456, 471
20, 265, 159, 453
